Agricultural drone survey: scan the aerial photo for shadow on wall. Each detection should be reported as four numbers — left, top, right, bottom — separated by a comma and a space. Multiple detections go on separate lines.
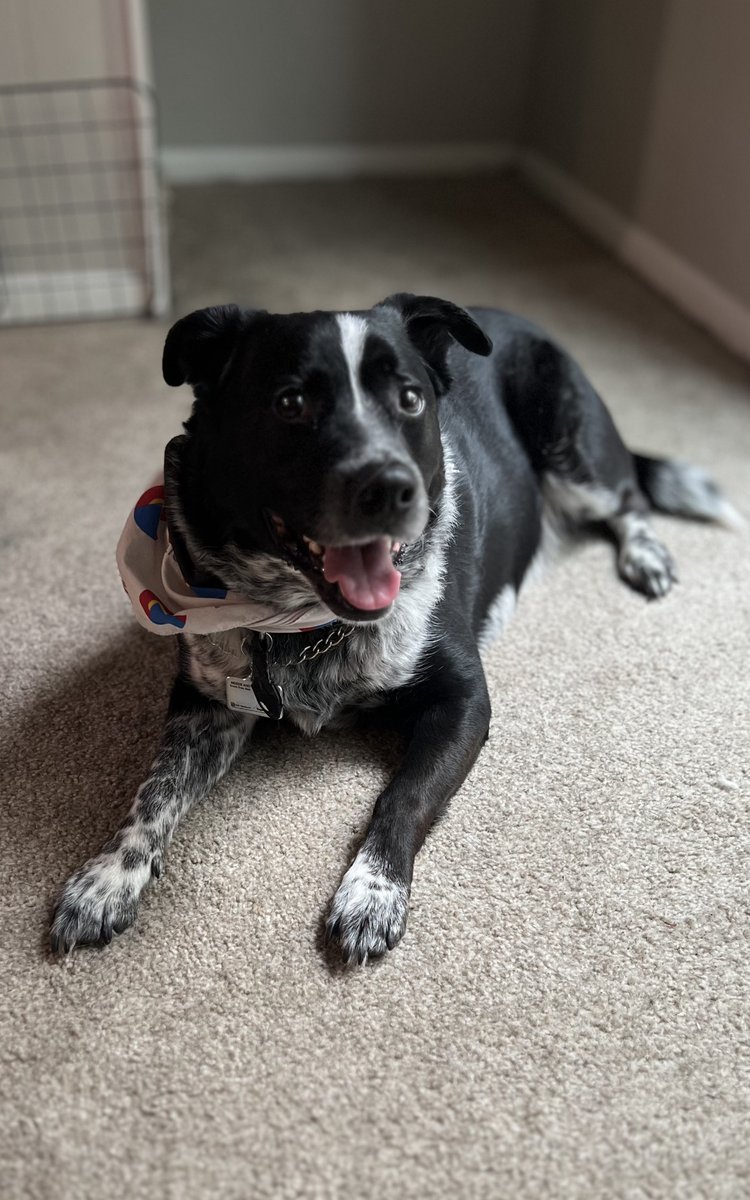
147, 0, 534, 150
522, 0, 750, 337
328, 0, 530, 147
523, 0, 672, 218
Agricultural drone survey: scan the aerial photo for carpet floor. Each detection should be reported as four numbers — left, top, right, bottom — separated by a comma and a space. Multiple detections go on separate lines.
1, 176, 749, 1199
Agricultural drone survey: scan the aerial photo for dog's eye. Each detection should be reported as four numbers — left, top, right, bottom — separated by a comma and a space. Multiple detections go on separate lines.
399, 386, 424, 416
274, 391, 310, 422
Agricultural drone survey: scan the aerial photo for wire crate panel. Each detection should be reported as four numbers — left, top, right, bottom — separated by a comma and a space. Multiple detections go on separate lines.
0, 77, 169, 323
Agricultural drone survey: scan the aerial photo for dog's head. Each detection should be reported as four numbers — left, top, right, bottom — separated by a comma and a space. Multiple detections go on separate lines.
162, 294, 492, 622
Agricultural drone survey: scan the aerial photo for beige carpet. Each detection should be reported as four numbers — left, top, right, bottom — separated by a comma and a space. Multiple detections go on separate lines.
2, 176, 749, 1200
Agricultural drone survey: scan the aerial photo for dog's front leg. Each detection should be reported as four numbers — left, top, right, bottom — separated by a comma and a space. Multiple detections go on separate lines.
327, 669, 491, 963
50, 678, 252, 953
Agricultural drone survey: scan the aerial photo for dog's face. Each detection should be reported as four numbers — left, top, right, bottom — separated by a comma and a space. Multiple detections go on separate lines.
163, 294, 491, 621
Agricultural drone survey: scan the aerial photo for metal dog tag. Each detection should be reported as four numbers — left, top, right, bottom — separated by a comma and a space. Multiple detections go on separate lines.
226, 675, 284, 720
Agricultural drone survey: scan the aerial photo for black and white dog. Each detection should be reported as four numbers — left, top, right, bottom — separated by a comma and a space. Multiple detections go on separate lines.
50, 295, 738, 962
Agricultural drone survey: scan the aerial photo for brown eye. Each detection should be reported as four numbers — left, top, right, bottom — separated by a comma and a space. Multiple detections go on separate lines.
399, 386, 424, 416
274, 391, 309, 422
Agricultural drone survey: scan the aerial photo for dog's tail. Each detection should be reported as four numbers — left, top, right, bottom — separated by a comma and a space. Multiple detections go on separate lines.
633, 454, 743, 529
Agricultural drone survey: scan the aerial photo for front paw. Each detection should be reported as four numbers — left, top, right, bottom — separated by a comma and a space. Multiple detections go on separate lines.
50, 850, 152, 953
326, 848, 409, 964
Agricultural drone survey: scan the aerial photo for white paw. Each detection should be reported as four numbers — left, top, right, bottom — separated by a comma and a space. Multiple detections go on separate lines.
619, 533, 678, 599
326, 848, 409, 964
50, 846, 155, 953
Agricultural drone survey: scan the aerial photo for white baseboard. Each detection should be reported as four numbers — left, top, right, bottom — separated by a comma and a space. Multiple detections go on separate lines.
161, 140, 514, 184
518, 149, 750, 362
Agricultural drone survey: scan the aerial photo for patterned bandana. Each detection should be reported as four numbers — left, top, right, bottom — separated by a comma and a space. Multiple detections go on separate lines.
115, 476, 336, 637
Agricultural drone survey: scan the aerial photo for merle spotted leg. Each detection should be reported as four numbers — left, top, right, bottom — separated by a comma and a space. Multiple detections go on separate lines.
50, 678, 252, 953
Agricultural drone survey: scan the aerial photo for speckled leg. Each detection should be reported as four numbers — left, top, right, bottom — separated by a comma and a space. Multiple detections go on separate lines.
50, 679, 252, 953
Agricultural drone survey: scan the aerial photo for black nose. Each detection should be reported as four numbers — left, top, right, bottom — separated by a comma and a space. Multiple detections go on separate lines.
354, 462, 418, 520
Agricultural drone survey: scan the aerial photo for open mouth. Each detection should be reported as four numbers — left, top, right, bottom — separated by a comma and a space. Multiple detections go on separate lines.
267, 512, 403, 616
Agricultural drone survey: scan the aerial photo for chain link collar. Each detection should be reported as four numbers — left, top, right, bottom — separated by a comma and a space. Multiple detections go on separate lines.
275, 622, 356, 668
206, 622, 356, 670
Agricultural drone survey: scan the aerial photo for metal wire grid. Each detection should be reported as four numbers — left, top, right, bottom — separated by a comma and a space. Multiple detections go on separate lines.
0, 77, 169, 323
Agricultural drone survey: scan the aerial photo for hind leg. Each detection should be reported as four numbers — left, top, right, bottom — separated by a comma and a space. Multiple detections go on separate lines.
504, 334, 677, 598
610, 510, 677, 597
544, 473, 678, 597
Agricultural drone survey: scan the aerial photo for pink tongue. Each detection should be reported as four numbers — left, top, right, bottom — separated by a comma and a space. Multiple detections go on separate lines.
323, 537, 401, 611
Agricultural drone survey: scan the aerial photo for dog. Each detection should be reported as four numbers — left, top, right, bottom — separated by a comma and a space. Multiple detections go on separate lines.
50, 294, 739, 962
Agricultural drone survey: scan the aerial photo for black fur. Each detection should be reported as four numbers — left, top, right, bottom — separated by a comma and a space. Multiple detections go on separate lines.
50, 295, 735, 962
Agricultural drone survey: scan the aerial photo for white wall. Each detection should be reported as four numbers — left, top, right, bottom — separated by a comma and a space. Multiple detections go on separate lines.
147, 0, 537, 177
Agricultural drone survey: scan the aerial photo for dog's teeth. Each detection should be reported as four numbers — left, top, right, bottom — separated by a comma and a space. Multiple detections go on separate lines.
392, 541, 400, 553
308, 541, 323, 556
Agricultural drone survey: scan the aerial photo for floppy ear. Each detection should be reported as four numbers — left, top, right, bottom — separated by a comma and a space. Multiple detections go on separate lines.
162, 304, 250, 389
381, 292, 492, 394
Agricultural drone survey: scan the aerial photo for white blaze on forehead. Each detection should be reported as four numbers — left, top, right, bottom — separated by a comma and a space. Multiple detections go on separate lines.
335, 312, 369, 416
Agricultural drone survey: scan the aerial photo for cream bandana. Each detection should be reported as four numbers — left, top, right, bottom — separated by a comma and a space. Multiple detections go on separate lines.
116, 476, 336, 637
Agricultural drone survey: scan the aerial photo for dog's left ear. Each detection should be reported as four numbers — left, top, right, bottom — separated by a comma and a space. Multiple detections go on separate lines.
162, 304, 252, 390
381, 293, 492, 394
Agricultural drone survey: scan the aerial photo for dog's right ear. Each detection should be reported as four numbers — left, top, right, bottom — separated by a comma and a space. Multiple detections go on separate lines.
162, 305, 250, 389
